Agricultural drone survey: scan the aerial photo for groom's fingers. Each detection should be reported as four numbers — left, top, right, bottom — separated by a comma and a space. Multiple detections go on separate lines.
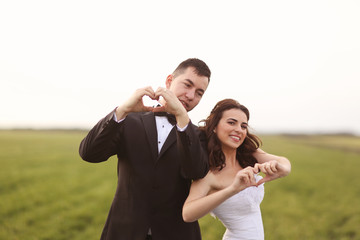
143, 86, 157, 100
154, 87, 168, 99
154, 87, 180, 109
131, 86, 156, 102
152, 105, 166, 112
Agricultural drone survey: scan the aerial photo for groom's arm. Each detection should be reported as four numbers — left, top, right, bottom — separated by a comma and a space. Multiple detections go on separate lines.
177, 122, 209, 180
79, 109, 123, 163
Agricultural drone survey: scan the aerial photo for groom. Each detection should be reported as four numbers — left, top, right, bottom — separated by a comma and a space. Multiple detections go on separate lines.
79, 58, 211, 240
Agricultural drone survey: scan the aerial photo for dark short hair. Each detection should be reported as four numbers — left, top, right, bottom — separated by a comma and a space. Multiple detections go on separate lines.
200, 99, 262, 170
173, 58, 211, 82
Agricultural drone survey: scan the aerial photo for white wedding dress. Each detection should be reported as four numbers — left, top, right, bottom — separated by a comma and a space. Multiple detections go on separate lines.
211, 175, 265, 240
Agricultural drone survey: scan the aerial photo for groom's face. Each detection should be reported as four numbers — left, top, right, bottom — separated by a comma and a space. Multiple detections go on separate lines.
166, 67, 209, 112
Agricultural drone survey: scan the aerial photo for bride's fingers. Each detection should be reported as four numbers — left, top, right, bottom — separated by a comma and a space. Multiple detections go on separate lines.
244, 169, 256, 186
256, 178, 265, 186
254, 164, 261, 174
250, 173, 257, 186
238, 172, 250, 185
236, 168, 257, 187
270, 162, 278, 172
264, 163, 275, 175
256, 163, 267, 173
257, 162, 274, 175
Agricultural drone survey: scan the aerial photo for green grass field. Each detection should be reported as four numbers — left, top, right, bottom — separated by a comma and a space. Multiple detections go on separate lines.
1, 130, 359, 240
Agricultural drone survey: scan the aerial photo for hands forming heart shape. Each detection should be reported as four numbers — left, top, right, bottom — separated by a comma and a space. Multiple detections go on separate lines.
116, 86, 189, 128
253, 160, 288, 185
138, 86, 183, 114
231, 160, 289, 193
142, 95, 161, 109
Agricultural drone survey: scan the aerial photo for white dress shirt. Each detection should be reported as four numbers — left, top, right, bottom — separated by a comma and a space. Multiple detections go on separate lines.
113, 112, 188, 153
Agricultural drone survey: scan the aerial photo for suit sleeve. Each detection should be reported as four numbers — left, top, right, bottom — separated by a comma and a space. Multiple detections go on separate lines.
176, 121, 209, 180
79, 109, 123, 163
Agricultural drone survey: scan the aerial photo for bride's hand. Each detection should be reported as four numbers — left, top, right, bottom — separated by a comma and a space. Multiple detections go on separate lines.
254, 160, 289, 185
229, 167, 258, 194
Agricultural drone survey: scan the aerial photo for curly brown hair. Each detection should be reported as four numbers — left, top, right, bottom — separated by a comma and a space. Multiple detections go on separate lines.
200, 99, 262, 170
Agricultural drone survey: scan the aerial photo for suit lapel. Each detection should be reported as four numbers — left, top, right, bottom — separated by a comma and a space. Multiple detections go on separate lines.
158, 127, 176, 160
141, 112, 158, 163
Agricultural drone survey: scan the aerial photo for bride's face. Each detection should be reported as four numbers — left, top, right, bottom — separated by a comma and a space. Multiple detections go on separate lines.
214, 108, 248, 151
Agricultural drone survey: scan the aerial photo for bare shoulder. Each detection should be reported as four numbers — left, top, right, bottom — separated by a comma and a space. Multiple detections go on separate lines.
195, 169, 220, 190
192, 169, 216, 187
207, 169, 225, 194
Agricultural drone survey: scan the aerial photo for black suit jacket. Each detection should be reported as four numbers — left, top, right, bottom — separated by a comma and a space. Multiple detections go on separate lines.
79, 110, 209, 240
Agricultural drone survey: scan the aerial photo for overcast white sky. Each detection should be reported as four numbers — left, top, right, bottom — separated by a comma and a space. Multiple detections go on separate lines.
1, 0, 359, 135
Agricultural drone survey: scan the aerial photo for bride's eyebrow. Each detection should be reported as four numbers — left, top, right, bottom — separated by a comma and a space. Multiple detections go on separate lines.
227, 118, 238, 122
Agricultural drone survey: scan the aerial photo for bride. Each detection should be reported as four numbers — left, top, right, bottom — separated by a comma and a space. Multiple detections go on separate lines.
182, 99, 291, 240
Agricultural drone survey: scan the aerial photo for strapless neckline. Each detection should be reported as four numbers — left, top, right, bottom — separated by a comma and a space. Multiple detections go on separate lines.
211, 174, 265, 240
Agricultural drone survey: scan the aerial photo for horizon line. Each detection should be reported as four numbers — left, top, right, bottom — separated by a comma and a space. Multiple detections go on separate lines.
1, 127, 359, 137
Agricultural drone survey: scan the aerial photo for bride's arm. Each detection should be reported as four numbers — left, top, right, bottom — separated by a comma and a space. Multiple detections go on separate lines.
182, 167, 257, 222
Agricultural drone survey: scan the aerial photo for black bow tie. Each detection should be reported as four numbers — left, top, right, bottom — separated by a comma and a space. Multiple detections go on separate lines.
154, 112, 177, 125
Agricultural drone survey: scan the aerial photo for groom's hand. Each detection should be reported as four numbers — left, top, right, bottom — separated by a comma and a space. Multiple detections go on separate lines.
116, 86, 158, 120
153, 87, 189, 128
